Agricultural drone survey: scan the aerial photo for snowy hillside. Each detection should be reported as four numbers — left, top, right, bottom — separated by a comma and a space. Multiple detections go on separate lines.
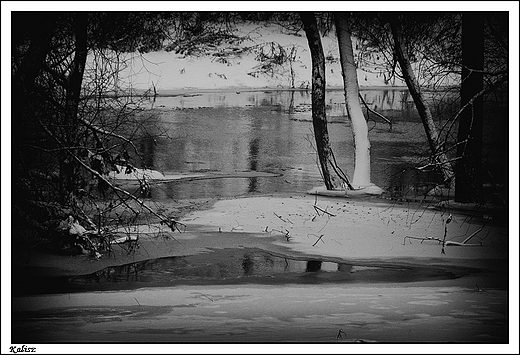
114, 23, 410, 94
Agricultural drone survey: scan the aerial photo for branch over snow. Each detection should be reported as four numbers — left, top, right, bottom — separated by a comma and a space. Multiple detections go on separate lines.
38, 118, 186, 236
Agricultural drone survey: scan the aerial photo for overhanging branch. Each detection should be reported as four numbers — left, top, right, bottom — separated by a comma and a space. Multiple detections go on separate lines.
78, 115, 144, 162
438, 74, 508, 140
358, 93, 393, 130
38, 118, 186, 237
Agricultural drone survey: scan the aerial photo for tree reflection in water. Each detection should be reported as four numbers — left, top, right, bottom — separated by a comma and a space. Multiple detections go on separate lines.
305, 260, 322, 272
242, 254, 254, 276
65, 248, 464, 292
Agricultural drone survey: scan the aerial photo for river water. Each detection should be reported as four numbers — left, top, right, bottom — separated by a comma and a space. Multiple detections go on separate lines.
13, 90, 510, 344
132, 88, 462, 201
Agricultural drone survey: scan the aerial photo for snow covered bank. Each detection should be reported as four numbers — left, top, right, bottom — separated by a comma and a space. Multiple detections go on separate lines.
113, 23, 412, 93
181, 194, 508, 264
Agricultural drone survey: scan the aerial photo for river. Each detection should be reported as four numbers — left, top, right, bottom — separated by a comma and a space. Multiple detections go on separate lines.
132, 88, 461, 201
11, 89, 510, 345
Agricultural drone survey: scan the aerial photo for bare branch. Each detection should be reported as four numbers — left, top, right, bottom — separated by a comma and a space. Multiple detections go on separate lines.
311, 234, 325, 246
358, 93, 393, 129
38, 118, 185, 238
416, 156, 463, 171
438, 74, 508, 138
313, 205, 336, 217
461, 225, 485, 244
77, 115, 144, 162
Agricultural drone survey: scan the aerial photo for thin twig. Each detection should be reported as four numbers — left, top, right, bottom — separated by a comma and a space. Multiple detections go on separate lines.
403, 236, 443, 245
441, 224, 448, 254
328, 150, 354, 190
444, 241, 482, 247
78, 115, 145, 163
273, 212, 293, 224
231, 219, 243, 232
311, 234, 325, 246
358, 93, 393, 129
313, 205, 336, 217
461, 225, 485, 244
38, 119, 185, 240
416, 156, 463, 171
272, 228, 291, 241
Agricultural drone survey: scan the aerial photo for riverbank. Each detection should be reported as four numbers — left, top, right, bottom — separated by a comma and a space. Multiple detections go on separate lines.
9, 185, 517, 354
10, 191, 513, 347
12, 192, 509, 280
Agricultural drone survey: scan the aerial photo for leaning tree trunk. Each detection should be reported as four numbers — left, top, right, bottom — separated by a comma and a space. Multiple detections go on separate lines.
388, 15, 455, 187
300, 12, 334, 190
335, 12, 372, 188
455, 12, 484, 203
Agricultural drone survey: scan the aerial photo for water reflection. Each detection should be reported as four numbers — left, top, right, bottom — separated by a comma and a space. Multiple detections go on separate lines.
152, 89, 453, 118
71, 251, 360, 285
305, 260, 322, 272
242, 254, 254, 276
247, 115, 262, 192
66, 248, 463, 293
139, 135, 156, 169
138, 89, 461, 200
248, 137, 259, 171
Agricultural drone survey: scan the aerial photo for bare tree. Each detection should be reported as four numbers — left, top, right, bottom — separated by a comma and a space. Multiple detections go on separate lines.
387, 14, 455, 188
12, 12, 182, 255
334, 12, 373, 188
300, 12, 335, 190
300, 12, 354, 190
455, 12, 484, 203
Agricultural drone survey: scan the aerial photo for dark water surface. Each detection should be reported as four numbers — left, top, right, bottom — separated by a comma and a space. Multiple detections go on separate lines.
136, 89, 460, 200
13, 248, 475, 296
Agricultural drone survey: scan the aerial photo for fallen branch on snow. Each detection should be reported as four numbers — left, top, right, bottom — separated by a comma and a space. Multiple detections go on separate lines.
403, 216, 484, 253
310, 233, 325, 246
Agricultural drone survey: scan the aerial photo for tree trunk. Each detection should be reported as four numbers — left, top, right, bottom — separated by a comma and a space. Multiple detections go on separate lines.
455, 13, 484, 203
12, 13, 58, 97
12, 13, 58, 195
388, 15, 455, 187
335, 12, 371, 187
60, 13, 89, 203
300, 12, 334, 190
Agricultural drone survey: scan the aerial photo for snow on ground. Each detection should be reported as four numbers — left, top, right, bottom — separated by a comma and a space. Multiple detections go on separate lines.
115, 23, 408, 93
108, 164, 205, 181
181, 194, 508, 265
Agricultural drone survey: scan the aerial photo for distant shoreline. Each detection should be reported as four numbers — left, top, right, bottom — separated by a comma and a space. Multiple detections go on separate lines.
100, 85, 458, 99
152, 86, 410, 97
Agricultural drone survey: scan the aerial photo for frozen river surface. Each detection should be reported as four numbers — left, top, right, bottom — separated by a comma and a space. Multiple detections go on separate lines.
12, 283, 507, 343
